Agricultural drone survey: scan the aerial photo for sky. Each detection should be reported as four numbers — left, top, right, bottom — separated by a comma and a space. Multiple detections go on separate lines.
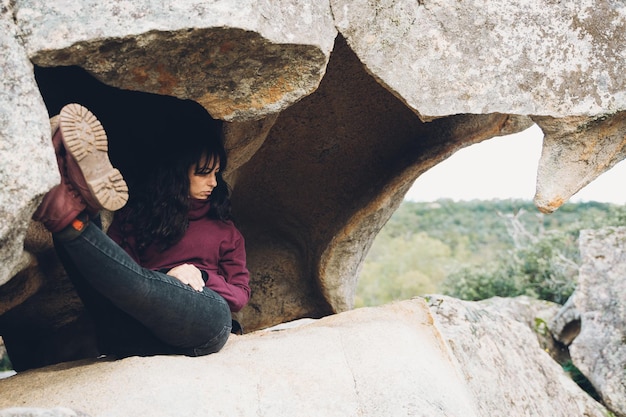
405, 124, 626, 205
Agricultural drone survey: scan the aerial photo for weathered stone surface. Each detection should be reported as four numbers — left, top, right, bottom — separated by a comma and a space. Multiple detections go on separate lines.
332, 0, 626, 119
0, 408, 90, 417
0, 252, 43, 317
550, 296, 581, 346
15, 0, 336, 122
533, 113, 626, 213
567, 228, 626, 416
317, 114, 533, 314
0, 298, 612, 417
233, 37, 531, 329
0, 5, 57, 287
476, 296, 560, 329
427, 295, 609, 417
0, 300, 479, 417
222, 114, 279, 177
335, 0, 626, 218
472, 296, 569, 363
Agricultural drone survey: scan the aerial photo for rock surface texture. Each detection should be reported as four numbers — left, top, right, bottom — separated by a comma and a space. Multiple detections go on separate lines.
0, 3, 57, 288
1, 0, 625, 381
332, 0, 626, 118
16, 0, 336, 122
0, 299, 610, 417
426, 295, 609, 417
533, 113, 626, 213
0, 408, 88, 417
563, 228, 626, 417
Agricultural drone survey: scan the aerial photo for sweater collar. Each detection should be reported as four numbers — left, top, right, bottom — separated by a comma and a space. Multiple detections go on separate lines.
188, 198, 211, 220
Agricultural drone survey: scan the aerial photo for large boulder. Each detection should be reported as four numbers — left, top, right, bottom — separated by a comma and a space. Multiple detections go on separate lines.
533, 113, 626, 213
0, 4, 56, 287
0, 408, 87, 417
0, 300, 478, 417
555, 228, 626, 417
0, 298, 610, 417
426, 295, 609, 417
468, 295, 568, 363
16, 0, 336, 122
332, 0, 626, 213
332, 0, 626, 119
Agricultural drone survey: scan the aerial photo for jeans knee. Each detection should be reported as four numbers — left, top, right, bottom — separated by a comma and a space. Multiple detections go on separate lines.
190, 323, 232, 356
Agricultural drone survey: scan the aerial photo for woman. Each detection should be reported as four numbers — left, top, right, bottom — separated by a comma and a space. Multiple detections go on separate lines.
34, 103, 250, 358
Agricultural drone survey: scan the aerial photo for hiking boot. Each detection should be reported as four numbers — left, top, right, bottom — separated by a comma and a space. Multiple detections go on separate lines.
33, 104, 128, 233
59, 103, 128, 213
32, 116, 87, 233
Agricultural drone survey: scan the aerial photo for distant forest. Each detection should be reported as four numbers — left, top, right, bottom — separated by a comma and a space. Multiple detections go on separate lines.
356, 199, 626, 307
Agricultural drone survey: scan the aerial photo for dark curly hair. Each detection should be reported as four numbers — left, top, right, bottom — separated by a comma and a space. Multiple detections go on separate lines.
119, 102, 230, 253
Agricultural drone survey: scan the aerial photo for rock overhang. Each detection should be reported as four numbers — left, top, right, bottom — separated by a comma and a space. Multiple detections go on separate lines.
16, 0, 337, 122
331, 0, 626, 119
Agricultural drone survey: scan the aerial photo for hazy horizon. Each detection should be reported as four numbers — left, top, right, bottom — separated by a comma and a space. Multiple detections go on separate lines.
405, 124, 626, 205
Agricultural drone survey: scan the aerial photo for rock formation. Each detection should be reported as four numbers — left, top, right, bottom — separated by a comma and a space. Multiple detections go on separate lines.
0, 298, 612, 417
426, 295, 610, 417
0, 408, 87, 417
533, 113, 626, 213
1, 0, 626, 380
551, 227, 626, 417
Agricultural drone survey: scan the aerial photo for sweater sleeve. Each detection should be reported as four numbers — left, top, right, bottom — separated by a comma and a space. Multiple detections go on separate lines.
205, 231, 251, 312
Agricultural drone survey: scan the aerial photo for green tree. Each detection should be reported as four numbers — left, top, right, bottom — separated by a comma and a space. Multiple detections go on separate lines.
442, 211, 580, 303
355, 232, 452, 307
357, 199, 624, 307
0, 352, 12, 372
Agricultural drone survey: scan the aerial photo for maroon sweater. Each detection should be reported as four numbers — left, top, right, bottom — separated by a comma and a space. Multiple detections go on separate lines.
107, 198, 250, 312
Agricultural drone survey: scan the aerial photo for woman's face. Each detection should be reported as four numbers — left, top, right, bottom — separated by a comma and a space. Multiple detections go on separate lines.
188, 156, 220, 200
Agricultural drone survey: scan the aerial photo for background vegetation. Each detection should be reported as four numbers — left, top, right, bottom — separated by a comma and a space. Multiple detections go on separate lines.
356, 199, 626, 307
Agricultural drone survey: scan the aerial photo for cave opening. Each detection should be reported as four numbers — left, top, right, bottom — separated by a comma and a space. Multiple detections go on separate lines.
33, 65, 223, 192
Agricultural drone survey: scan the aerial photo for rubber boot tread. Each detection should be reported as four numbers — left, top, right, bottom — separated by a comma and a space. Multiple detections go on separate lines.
59, 103, 128, 211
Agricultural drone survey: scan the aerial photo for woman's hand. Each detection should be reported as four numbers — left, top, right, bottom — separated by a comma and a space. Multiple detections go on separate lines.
167, 264, 205, 292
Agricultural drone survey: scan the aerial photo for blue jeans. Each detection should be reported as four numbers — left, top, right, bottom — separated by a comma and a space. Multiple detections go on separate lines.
54, 220, 232, 358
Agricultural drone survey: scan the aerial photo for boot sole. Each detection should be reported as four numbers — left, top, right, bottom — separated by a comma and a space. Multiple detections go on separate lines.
59, 103, 129, 211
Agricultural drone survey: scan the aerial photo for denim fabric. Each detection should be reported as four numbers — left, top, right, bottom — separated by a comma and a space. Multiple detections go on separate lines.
54, 221, 231, 357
